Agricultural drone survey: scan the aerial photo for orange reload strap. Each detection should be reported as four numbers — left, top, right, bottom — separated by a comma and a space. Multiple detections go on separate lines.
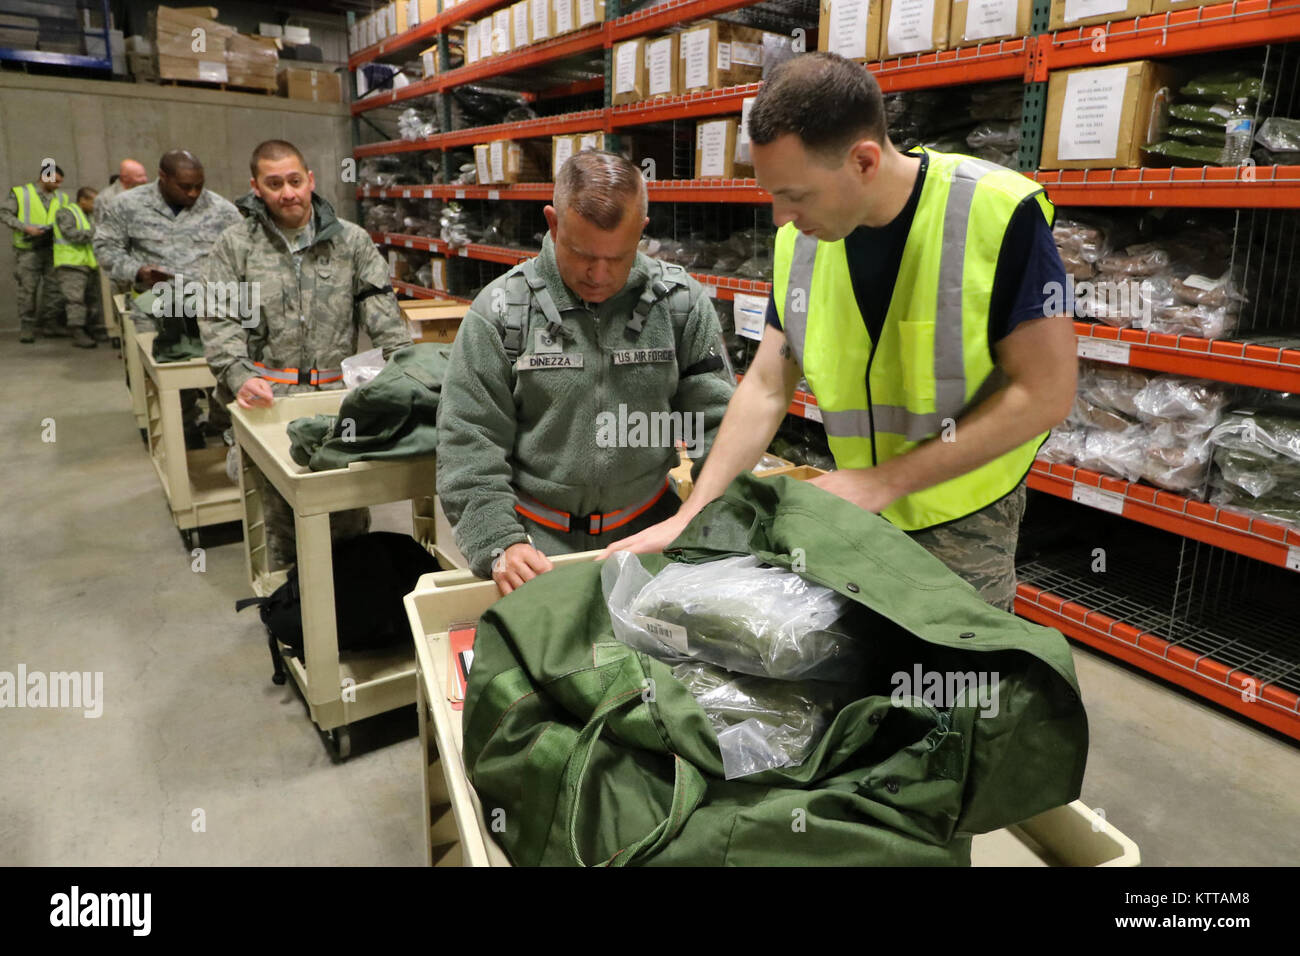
253, 362, 343, 386
514, 480, 670, 536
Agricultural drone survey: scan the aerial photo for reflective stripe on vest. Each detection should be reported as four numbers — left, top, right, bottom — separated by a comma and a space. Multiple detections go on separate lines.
773, 149, 1054, 530
53, 200, 97, 269
12, 183, 63, 250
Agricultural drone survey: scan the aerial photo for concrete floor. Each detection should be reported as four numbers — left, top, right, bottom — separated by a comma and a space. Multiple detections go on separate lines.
1, 335, 1298, 866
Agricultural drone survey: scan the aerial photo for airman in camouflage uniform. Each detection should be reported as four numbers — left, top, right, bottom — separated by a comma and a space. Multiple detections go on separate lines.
2, 166, 69, 342
199, 140, 412, 567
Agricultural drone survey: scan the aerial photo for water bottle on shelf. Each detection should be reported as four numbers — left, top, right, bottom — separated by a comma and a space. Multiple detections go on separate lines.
1223, 98, 1254, 166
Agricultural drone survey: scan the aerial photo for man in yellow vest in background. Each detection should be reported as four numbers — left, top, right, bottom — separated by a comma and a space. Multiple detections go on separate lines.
2, 165, 69, 343
53, 187, 102, 349
608, 53, 1078, 611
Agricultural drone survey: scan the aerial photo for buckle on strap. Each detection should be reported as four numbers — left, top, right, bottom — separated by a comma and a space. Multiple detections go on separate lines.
253, 362, 342, 386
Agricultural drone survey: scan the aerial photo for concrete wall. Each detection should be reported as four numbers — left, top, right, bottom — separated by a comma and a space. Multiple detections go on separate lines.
0, 72, 355, 329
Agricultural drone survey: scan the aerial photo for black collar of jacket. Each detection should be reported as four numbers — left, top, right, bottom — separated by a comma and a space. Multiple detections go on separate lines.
236, 190, 343, 249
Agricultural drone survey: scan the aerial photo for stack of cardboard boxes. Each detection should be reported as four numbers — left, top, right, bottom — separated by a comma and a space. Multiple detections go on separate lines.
611, 20, 774, 107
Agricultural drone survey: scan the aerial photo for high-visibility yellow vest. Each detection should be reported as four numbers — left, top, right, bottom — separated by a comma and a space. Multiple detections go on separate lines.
11, 183, 67, 250
773, 148, 1055, 531
52, 200, 97, 269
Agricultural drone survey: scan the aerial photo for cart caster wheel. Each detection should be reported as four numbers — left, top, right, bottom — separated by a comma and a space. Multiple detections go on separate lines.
327, 726, 351, 763
180, 529, 195, 550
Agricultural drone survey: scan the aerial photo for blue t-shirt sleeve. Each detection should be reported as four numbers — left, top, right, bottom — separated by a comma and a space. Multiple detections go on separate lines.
989, 196, 1068, 352
765, 295, 781, 330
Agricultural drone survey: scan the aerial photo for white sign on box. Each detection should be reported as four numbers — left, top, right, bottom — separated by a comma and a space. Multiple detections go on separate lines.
614, 42, 637, 94
734, 293, 768, 341
514, 2, 530, 48
1057, 66, 1128, 162
553, 136, 574, 175
1064, 0, 1128, 22
964, 0, 1018, 40
489, 141, 505, 184
579, 0, 598, 25
736, 96, 756, 163
698, 121, 728, 178
531, 0, 550, 40
681, 28, 709, 89
554, 0, 574, 35
646, 37, 673, 95
887, 0, 936, 55
829, 0, 870, 60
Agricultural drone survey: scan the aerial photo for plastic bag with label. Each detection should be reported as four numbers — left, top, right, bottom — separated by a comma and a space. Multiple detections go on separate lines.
342, 348, 386, 389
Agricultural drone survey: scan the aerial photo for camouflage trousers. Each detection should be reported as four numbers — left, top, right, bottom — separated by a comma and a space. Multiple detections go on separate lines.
905, 482, 1027, 613
14, 248, 64, 332
252, 467, 371, 568
55, 265, 101, 328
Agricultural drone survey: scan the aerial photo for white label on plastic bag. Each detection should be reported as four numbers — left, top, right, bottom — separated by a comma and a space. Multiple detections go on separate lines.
887, 0, 936, 55
638, 615, 689, 653
1286, 546, 1300, 572
829, 0, 870, 60
489, 141, 505, 184
964, 0, 1018, 40
1076, 337, 1130, 364
646, 37, 673, 95
681, 28, 710, 89
1183, 273, 1224, 292
531, 0, 550, 40
1057, 66, 1128, 161
717, 41, 731, 71
735, 293, 767, 341
1064, 0, 1127, 22
697, 120, 728, 178
614, 42, 637, 94
579, 0, 598, 25
804, 402, 824, 423
1072, 482, 1125, 514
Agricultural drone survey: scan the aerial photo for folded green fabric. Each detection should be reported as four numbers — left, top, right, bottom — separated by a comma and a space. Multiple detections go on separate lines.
1144, 140, 1226, 165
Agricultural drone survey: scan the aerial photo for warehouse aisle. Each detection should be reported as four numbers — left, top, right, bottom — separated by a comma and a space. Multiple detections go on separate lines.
1, 339, 1298, 866
0, 340, 423, 866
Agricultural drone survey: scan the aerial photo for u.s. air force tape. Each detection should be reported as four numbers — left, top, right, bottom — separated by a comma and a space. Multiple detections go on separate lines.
612, 348, 675, 365
516, 353, 584, 370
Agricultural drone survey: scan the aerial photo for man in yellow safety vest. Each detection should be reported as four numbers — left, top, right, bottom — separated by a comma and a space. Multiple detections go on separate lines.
53, 187, 102, 349
608, 53, 1079, 611
2, 165, 70, 343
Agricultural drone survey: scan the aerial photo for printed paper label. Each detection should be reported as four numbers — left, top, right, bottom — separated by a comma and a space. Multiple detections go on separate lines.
579, 0, 598, 24
735, 293, 768, 340
478, 19, 493, 56
612, 348, 676, 364
553, 136, 574, 174
829, 0, 870, 60
554, 0, 574, 35
964, 0, 1018, 40
731, 40, 762, 66
466, 24, 479, 61
682, 28, 710, 89
1057, 66, 1128, 161
1183, 273, 1223, 292
517, 353, 584, 370
638, 616, 689, 653
531, 0, 550, 40
578, 133, 601, 150
887, 0, 937, 55
514, 2, 530, 48
489, 141, 505, 184
1064, 0, 1128, 22
614, 42, 637, 94
698, 120, 728, 178
804, 403, 823, 422
1076, 337, 1131, 365
1072, 482, 1125, 514
1286, 545, 1300, 573
717, 41, 731, 71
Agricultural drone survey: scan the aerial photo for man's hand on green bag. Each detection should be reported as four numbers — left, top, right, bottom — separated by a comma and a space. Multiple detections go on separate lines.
493, 541, 554, 596
807, 468, 902, 515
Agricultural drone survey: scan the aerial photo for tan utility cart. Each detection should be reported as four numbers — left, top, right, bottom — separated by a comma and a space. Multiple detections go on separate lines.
100, 272, 122, 346
230, 390, 457, 761
117, 295, 149, 438
137, 331, 243, 548
406, 558, 1141, 867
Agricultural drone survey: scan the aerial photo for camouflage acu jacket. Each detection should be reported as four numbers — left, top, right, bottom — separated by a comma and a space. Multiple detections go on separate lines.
92, 181, 240, 285
198, 191, 411, 397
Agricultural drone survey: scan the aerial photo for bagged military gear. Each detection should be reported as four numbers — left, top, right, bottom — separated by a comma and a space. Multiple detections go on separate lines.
462, 473, 1088, 866
236, 531, 439, 683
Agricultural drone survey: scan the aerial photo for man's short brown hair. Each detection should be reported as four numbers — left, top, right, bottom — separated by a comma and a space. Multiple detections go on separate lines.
748, 53, 889, 163
250, 140, 308, 179
552, 150, 647, 230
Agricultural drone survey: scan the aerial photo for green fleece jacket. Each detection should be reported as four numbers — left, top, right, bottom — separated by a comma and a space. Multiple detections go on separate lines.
436, 233, 735, 576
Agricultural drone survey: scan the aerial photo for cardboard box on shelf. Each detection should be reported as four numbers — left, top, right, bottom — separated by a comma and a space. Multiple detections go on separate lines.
530, 0, 554, 43
420, 43, 438, 76
678, 20, 768, 93
644, 33, 678, 99
157, 54, 228, 83
576, 0, 605, 27
1040, 59, 1177, 169
881, 0, 950, 57
695, 118, 753, 179
402, 297, 466, 343
1048, 0, 1152, 30
949, 0, 1031, 46
503, 140, 550, 183
151, 5, 234, 68
611, 37, 647, 105
278, 67, 342, 102
419, 0, 440, 20
818, 0, 882, 63
491, 9, 511, 54
512, 0, 530, 49
173, 6, 219, 17
226, 32, 279, 90
576, 131, 605, 151
552, 0, 576, 37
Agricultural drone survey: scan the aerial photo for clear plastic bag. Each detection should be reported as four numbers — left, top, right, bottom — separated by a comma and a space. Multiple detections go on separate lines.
397, 107, 436, 141
1141, 422, 1215, 494
342, 348, 385, 389
669, 660, 841, 779
1209, 409, 1300, 463
601, 552, 867, 682
1079, 364, 1150, 418
1133, 375, 1230, 423
1077, 425, 1148, 482
1255, 116, 1300, 152
1040, 428, 1083, 464
1097, 242, 1171, 278
1149, 303, 1238, 339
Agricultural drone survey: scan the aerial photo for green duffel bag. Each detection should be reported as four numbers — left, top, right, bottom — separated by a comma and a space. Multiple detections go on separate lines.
462, 473, 1088, 866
